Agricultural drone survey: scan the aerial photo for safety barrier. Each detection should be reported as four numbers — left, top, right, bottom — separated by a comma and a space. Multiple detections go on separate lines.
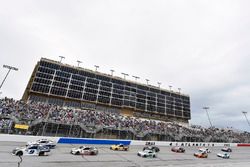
0, 134, 249, 147
58, 137, 131, 145
237, 143, 250, 147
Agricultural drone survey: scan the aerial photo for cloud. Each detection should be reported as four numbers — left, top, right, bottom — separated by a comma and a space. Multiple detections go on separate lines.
1, 0, 250, 131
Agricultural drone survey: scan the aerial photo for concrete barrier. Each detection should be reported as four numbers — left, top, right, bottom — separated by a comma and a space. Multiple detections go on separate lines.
0, 134, 244, 147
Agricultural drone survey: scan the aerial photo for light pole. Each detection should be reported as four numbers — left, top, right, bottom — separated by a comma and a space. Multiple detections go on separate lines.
178, 88, 181, 94
121, 73, 129, 79
146, 79, 149, 85
132, 75, 140, 82
110, 69, 115, 76
157, 82, 161, 88
94, 65, 99, 71
203, 107, 213, 128
59, 56, 65, 62
242, 111, 250, 127
77, 60, 82, 67
0, 65, 18, 90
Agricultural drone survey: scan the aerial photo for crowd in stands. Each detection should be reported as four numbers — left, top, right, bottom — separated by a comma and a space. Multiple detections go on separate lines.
0, 97, 250, 143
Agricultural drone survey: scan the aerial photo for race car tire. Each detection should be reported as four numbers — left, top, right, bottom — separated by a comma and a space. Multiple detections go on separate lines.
143, 155, 147, 158
115, 148, 118, 150
76, 151, 80, 155
16, 151, 23, 156
153, 155, 156, 158
39, 152, 45, 156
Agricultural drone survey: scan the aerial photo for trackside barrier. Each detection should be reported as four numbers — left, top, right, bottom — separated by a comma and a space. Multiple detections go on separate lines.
0, 134, 60, 143
237, 143, 250, 147
1, 134, 249, 147
57, 137, 131, 145
130, 140, 238, 147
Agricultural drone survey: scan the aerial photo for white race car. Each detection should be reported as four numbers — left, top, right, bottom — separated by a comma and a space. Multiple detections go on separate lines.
217, 152, 230, 159
71, 146, 98, 155
199, 147, 211, 153
27, 139, 56, 149
12, 144, 50, 156
137, 150, 156, 158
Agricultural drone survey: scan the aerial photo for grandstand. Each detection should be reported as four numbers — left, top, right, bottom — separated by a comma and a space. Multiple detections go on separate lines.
22, 58, 191, 123
2, 58, 248, 143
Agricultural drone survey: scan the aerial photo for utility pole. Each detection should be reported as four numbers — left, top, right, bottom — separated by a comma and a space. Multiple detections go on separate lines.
0, 65, 18, 90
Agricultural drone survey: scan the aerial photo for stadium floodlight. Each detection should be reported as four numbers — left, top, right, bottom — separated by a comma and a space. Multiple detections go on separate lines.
121, 73, 129, 79
242, 111, 250, 127
157, 82, 161, 88
110, 69, 115, 76
0, 65, 18, 90
178, 88, 181, 93
169, 85, 172, 91
203, 107, 213, 128
59, 56, 65, 62
146, 79, 149, 85
77, 60, 82, 67
94, 65, 99, 71
132, 75, 140, 81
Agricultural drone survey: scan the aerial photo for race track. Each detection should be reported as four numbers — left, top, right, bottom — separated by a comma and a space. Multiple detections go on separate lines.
0, 142, 250, 167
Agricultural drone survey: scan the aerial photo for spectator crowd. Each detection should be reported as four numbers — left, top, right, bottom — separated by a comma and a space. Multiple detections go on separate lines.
0, 97, 250, 143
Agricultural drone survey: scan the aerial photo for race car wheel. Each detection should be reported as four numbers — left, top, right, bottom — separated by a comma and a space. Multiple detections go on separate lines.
124, 148, 128, 151
16, 151, 23, 156
143, 155, 147, 158
39, 152, 45, 156
115, 148, 118, 150
76, 151, 80, 155
153, 155, 156, 158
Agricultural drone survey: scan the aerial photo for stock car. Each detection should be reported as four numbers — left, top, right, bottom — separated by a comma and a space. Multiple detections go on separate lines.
217, 152, 230, 159
221, 147, 232, 152
12, 144, 50, 156
143, 146, 160, 152
171, 146, 185, 153
194, 150, 208, 158
137, 150, 157, 158
71, 146, 98, 155
199, 147, 211, 153
27, 139, 56, 149
110, 144, 129, 151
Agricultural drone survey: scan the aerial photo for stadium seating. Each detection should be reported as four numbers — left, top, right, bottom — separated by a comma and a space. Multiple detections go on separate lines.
0, 97, 249, 143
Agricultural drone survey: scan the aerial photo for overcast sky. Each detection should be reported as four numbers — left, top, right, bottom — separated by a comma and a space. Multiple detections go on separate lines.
1, 0, 250, 131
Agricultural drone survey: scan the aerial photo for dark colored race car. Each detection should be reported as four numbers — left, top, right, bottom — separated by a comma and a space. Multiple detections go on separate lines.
171, 146, 185, 153
143, 146, 160, 152
221, 147, 232, 152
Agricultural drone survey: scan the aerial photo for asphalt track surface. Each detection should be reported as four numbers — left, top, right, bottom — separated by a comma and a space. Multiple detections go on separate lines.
0, 142, 250, 167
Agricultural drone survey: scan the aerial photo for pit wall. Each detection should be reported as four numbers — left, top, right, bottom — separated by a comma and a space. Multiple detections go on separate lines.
0, 134, 246, 147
